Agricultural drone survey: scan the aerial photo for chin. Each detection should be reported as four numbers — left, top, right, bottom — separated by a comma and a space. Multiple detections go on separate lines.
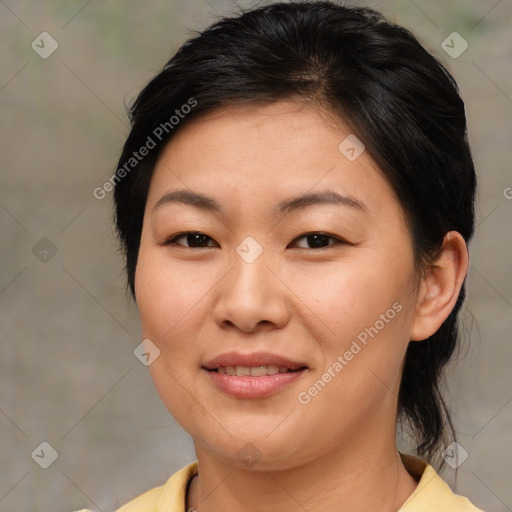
193, 426, 313, 471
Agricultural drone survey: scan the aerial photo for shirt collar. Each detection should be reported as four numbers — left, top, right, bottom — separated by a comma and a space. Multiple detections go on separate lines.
154, 454, 480, 512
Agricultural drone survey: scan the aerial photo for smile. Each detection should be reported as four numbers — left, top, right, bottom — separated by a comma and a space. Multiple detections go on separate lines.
213, 365, 303, 376
202, 352, 309, 398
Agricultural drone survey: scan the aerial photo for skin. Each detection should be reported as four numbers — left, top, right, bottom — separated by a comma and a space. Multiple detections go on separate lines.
134, 100, 469, 512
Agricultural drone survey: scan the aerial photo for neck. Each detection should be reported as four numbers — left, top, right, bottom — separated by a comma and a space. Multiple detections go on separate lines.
187, 430, 418, 512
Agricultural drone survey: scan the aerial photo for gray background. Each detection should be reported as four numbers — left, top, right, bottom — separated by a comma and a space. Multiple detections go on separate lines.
1, 1, 511, 511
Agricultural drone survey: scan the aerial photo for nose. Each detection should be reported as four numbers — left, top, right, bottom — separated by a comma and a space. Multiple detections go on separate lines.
213, 251, 291, 334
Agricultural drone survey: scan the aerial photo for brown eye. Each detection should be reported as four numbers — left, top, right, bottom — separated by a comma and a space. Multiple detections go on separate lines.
290, 232, 344, 249
165, 232, 218, 248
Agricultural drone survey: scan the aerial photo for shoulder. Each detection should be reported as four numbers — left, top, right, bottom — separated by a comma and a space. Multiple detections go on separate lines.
399, 453, 486, 512
116, 462, 198, 512
114, 485, 164, 512
73, 462, 198, 512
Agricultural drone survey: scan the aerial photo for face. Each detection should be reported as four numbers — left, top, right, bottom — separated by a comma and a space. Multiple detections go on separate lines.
135, 101, 421, 470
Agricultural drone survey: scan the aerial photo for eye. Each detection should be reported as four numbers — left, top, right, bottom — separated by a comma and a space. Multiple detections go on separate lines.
164, 231, 218, 248
164, 231, 345, 249
289, 232, 345, 249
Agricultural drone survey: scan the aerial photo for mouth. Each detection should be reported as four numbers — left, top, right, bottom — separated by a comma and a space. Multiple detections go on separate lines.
202, 352, 309, 398
208, 365, 307, 376
202, 352, 308, 374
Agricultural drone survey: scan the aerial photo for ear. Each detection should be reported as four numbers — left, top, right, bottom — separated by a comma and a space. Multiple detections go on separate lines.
410, 231, 469, 342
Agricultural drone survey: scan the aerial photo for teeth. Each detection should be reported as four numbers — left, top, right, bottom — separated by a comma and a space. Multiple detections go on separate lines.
215, 365, 295, 376
266, 365, 280, 375
250, 366, 266, 377
236, 365, 251, 376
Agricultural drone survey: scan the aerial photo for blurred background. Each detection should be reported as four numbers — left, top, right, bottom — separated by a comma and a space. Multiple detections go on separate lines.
1, 1, 511, 511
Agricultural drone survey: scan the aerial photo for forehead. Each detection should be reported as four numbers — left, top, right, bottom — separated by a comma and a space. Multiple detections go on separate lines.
146, 101, 400, 219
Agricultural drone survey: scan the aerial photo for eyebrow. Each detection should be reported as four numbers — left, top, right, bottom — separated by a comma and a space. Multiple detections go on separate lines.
277, 190, 367, 215
153, 189, 367, 216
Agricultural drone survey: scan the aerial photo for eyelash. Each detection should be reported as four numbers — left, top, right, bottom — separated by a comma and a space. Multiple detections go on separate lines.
163, 231, 346, 250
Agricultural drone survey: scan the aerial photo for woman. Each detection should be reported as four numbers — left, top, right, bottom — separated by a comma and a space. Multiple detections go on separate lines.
84, 1, 485, 510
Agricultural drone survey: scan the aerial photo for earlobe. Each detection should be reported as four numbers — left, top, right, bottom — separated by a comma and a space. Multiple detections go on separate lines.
410, 231, 469, 342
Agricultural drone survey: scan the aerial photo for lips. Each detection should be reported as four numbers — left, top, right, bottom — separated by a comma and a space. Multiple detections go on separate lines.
202, 352, 308, 399
216, 364, 299, 376
203, 352, 307, 372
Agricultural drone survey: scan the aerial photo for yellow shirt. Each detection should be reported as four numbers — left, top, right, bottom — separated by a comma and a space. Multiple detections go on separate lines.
75, 453, 485, 512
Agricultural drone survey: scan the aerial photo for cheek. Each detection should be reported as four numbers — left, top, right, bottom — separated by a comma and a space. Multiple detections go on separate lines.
290, 257, 414, 344
290, 255, 417, 414
135, 248, 212, 348
291, 265, 414, 441
134, 247, 209, 427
